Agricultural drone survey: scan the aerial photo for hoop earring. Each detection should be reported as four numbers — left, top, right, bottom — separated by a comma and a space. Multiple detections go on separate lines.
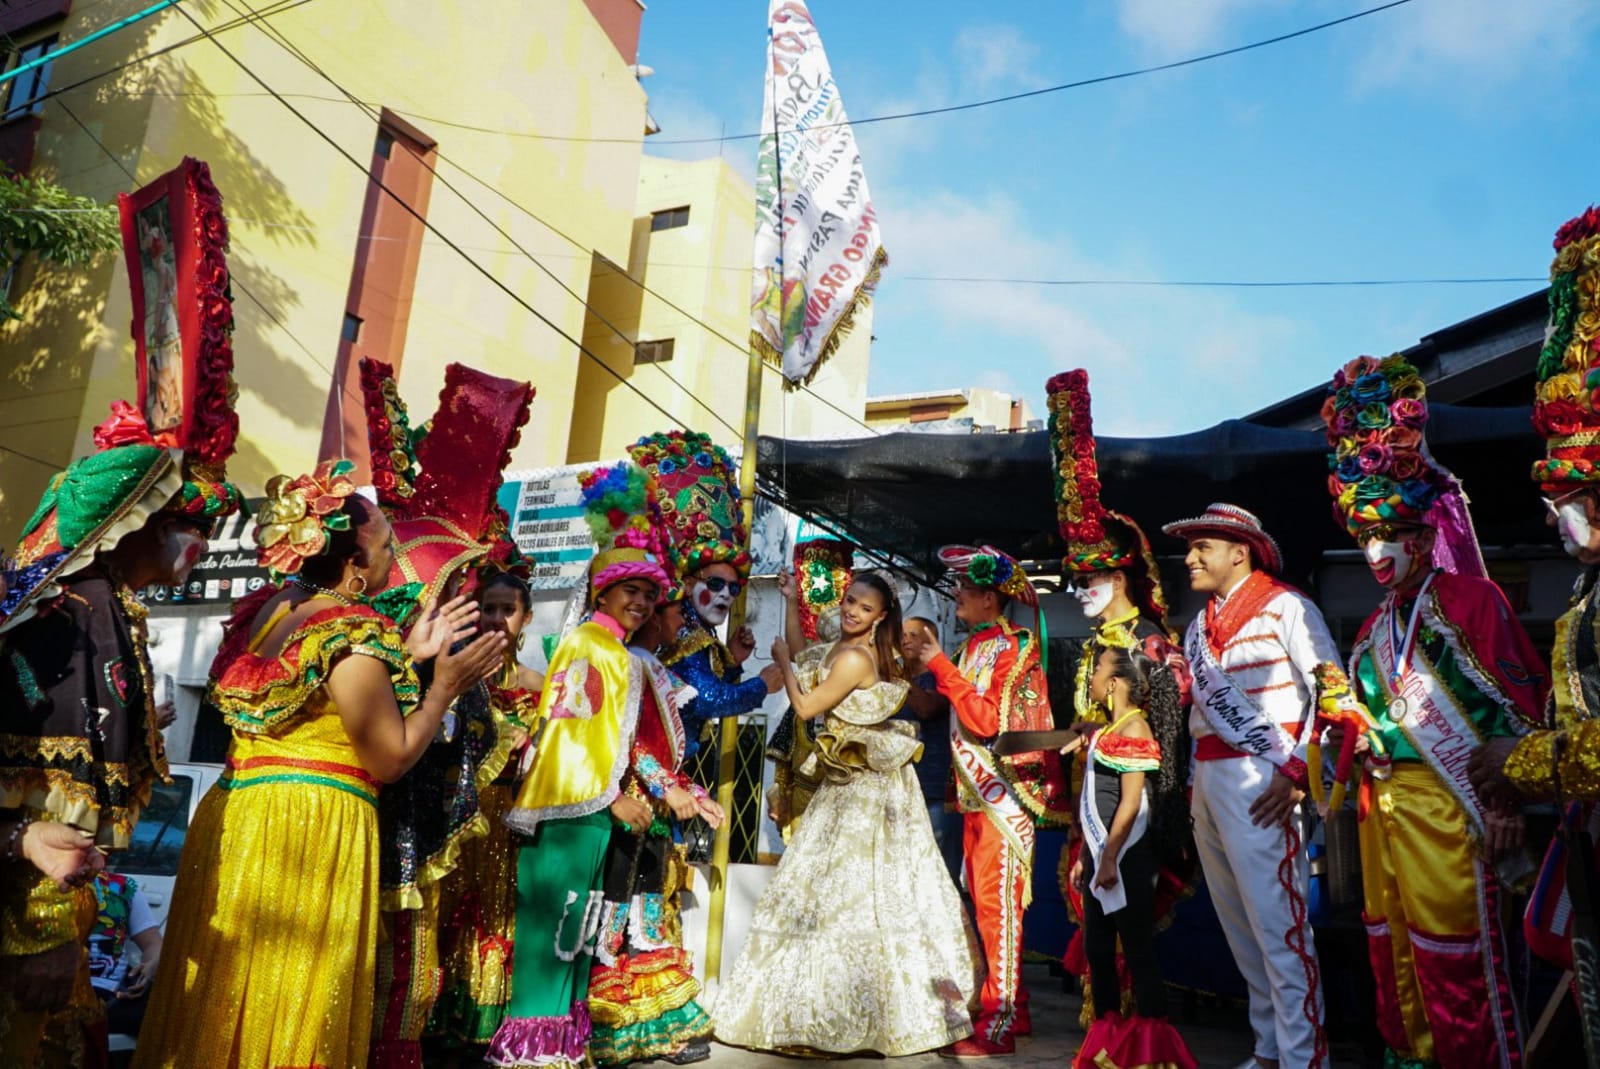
346, 574, 368, 597
516, 632, 526, 651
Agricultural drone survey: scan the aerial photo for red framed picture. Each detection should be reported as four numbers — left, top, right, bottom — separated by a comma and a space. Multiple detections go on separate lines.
117, 157, 234, 461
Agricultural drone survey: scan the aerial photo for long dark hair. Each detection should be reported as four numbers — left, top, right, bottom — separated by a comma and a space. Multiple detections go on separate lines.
851, 571, 904, 682
298, 494, 374, 587
1102, 645, 1192, 866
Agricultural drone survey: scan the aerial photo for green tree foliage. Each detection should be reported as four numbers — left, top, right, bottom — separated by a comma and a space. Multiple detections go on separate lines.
0, 171, 119, 320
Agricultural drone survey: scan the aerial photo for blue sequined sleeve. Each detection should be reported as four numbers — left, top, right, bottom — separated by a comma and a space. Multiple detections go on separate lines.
674, 648, 769, 742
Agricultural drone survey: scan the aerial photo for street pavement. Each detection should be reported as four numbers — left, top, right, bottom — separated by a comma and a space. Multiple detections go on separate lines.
696, 963, 1365, 1069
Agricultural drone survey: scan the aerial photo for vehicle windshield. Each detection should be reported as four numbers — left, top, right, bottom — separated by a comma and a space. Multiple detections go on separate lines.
116, 774, 195, 876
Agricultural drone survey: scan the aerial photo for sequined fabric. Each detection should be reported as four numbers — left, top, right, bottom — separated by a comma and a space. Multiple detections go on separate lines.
132, 605, 398, 1069
713, 643, 979, 1056
431, 782, 521, 1044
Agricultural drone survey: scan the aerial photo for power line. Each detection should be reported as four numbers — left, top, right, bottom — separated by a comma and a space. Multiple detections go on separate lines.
900, 275, 1547, 289
218, 0, 877, 439
166, 3, 725, 446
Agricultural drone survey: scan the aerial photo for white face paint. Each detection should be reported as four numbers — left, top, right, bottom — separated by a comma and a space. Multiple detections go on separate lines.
1362, 540, 1417, 590
691, 579, 735, 627
1071, 575, 1115, 619
161, 528, 207, 586
1558, 498, 1593, 559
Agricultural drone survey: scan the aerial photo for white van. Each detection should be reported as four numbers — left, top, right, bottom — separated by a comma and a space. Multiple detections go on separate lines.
111, 761, 223, 930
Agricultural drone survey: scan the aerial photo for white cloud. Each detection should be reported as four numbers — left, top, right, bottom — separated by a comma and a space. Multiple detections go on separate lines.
1354, 0, 1599, 89
1115, 0, 1286, 59
871, 187, 1303, 436
953, 24, 1044, 90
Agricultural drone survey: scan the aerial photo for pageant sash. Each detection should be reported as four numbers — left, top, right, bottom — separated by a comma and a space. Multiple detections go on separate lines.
1077, 733, 1148, 915
952, 710, 1036, 861
1186, 619, 1299, 765
1369, 593, 1487, 835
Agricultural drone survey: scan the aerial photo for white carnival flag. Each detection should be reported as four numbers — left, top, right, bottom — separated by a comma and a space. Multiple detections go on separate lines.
750, 0, 886, 388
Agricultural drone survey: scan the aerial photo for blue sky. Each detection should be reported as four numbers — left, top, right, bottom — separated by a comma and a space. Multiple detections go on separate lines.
635, 0, 1600, 435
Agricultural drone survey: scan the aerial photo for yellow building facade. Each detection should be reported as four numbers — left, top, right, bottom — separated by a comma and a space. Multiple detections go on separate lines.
568, 155, 873, 463
864, 387, 1035, 433
0, 0, 650, 538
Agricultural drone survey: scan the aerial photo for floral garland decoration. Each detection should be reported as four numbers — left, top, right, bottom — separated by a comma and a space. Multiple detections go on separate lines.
1532, 205, 1600, 491
628, 430, 751, 580
359, 357, 421, 507
1320, 354, 1446, 536
254, 459, 359, 577
184, 160, 240, 482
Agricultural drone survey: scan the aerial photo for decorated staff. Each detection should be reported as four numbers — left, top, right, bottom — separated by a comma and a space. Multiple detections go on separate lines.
1161, 504, 1349, 1069
1324, 354, 1545, 1069
356, 357, 535, 1067
0, 158, 242, 1064
1046, 369, 1195, 1041
903, 546, 1070, 1056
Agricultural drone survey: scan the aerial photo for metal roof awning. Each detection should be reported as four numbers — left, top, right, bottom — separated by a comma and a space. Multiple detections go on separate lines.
757, 403, 1549, 586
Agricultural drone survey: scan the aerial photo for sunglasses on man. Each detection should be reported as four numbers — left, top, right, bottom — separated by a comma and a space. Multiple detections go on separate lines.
701, 576, 743, 597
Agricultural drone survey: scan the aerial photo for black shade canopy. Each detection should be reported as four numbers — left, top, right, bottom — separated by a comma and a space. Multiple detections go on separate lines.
757, 404, 1550, 587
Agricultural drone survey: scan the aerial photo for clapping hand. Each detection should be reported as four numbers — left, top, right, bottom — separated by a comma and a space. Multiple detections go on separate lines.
406, 596, 480, 663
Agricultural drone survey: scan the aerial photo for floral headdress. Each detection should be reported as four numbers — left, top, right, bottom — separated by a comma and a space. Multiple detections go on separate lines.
579, 462, 672, 603
794, 537, 854, 641
1320, 355, 1447, 535
254, 459, 358, 577
1046, 369, 1168, 626
627, 430, 751, 582
1533, 206, 1600, 492
937, 544, 1036, 608
1321, 355, 1487, 577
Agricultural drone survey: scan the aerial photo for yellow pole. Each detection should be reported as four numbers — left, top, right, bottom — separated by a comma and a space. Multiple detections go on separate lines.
702, 344, 765, 983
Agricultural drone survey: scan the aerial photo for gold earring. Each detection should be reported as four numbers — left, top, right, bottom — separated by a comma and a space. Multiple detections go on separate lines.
346, 575, 368, 597
516, 632, 526, 650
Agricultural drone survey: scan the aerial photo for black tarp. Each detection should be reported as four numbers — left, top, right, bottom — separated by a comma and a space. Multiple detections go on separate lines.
757, 404, 1551, 587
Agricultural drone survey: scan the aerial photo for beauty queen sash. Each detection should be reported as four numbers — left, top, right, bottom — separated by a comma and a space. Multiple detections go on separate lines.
1078, 730, 1149, 915
952, 712, 1036, 863
1187, 620, 1299, 765
1367, 590, 1490, 835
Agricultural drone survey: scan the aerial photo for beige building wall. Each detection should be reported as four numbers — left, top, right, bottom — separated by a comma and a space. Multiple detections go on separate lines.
568, 155, 872, 465
0, 0, 645, 539
864, 387, 1034, 432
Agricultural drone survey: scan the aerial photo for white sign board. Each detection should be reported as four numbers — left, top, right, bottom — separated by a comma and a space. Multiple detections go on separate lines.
499, 464, 601, 591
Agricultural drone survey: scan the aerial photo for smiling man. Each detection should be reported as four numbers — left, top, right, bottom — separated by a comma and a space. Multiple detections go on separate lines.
1161, 503, 1342, 1069
1324, 355, 1545, 1069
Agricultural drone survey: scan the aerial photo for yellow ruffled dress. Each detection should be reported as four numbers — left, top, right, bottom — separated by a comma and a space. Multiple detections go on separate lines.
132, 596, 419, 1069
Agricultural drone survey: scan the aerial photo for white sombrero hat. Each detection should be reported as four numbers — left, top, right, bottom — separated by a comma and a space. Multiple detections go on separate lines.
1161, 502, 1284, 576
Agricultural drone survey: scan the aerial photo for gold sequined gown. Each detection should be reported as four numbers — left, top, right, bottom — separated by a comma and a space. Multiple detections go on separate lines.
132, 598, 417, 1069
713, 643, 980, 1056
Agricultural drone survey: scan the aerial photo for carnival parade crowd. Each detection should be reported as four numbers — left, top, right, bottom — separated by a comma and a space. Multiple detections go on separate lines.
8, 169, 1600, 1069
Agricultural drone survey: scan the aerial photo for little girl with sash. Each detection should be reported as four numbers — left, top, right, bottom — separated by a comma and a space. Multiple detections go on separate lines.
1069, 647, 1197, 1069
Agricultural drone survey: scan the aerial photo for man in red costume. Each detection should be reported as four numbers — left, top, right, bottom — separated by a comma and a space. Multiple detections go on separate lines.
905, 545, 1071, 1057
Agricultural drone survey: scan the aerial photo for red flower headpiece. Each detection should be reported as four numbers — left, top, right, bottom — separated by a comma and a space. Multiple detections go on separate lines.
254, 459, 358, 576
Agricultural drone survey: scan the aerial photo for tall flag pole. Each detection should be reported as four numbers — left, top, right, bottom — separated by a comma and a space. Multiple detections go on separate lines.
750, 0, 887, 388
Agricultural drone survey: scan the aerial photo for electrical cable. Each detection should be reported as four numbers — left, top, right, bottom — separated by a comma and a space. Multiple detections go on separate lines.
166, 2, 733, 442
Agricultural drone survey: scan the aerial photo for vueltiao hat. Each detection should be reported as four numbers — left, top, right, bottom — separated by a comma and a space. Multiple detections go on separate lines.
1162, 503, 1284, 576
1046, 368, 1169, 626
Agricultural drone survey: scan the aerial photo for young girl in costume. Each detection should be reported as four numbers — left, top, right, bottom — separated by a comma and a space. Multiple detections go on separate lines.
131, 463, 505, 1069
432, 571, 544, 1049
486, 464, 673, 1069
1068, 647, 1197, 1069
714, 572, 979, 1057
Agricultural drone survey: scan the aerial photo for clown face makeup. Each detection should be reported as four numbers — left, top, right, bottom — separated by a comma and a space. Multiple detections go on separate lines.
1556, 497, 1593, 559
1069, 573, 1115, 619
690, 566, 740, 627
160, 525, 208, 586
1358, 525, 1430, 589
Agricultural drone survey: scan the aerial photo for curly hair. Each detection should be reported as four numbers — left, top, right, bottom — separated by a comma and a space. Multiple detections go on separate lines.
1102, 644, 1192, 867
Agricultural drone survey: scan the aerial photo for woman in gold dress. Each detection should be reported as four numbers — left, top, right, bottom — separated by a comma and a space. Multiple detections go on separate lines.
713, 572, 980, 1057
431, 570, 544, 1048
131, 461, 505, 1069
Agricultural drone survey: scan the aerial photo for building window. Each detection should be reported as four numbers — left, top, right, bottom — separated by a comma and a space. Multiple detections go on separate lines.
650, 206, 689, 231
341, 313, 363, 343
634, 338, 675, 365
4, 38, 56, 122
374, 129, 394, 160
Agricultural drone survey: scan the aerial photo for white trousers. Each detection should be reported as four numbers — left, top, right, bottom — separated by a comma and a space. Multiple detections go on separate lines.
1192, 754, 1325, 1069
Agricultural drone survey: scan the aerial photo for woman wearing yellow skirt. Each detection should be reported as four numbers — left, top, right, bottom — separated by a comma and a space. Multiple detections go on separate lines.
131, 461, 504, 1069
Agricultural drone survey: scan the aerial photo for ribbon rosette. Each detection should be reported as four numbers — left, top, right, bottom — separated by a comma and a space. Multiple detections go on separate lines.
92, 400, 159, 450
255, 459, 358, 576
